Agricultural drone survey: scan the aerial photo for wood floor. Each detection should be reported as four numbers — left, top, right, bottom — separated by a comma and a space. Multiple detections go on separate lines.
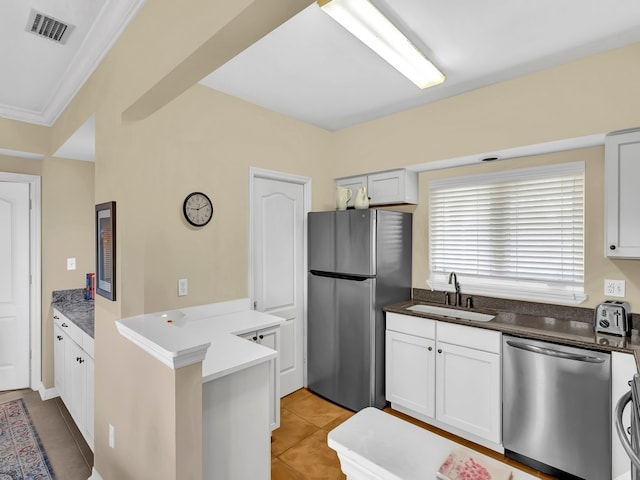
1, 387, 557, 480
272, 388, 558, 480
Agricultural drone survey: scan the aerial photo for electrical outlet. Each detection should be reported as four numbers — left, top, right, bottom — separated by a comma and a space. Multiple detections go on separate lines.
604, 279, 626, 297
178, 278, 188, 296
66, 257, 76, 270
109, 424, 115, 448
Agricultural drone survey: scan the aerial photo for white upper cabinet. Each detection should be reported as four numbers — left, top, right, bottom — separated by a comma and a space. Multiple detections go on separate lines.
336, 169, 418, 206
605, 128, 640, 258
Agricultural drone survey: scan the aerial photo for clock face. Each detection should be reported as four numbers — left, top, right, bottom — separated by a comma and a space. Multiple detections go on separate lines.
183, 192, 213, 227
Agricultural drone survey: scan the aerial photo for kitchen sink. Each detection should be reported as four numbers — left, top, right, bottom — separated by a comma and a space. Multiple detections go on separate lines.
406, 304, 495, 322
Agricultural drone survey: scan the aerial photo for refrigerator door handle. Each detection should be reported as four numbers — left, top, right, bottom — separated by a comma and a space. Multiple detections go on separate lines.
309, 270, 371, 281
505, 340, 606, 363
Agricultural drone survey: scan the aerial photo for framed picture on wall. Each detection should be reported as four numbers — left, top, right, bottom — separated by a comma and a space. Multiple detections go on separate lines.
96, 201, 116, 301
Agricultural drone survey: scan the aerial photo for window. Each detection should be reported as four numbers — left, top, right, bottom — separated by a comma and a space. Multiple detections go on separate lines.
428, 161, 585, 304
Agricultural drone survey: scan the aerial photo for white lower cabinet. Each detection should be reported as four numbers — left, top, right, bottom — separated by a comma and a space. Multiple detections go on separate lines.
435, 340, 501, 443
53, 309, 94, 451
53, 324, 66, 397
386, 312, 501, 449
385, 330, 435, 418
240, 326, 281, 430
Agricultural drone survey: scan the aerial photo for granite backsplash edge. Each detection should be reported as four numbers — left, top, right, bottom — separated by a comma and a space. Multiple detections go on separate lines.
412, 287, 640, 331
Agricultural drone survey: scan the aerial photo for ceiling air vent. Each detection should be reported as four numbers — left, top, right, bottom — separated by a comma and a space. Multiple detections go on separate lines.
26, 9, 74, 44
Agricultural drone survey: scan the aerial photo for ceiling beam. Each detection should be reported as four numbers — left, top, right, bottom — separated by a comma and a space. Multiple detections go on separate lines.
122, 0, 313, 122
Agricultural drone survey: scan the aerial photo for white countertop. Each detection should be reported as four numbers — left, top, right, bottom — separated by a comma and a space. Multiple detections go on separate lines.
116, 299, 282, 381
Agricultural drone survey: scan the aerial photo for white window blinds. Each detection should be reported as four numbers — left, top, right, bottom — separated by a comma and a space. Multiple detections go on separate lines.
428, 161, 585, 304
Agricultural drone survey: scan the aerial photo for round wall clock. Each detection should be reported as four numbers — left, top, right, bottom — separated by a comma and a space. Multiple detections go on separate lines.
183, 192, 213, 227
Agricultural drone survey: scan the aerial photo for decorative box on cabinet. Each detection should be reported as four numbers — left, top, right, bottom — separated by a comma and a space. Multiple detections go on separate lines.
336, 169, 418, 206
240, 326, 281, 430
605, 128, 640, 258
385, 312, 501, 450
53, 308, 94, 450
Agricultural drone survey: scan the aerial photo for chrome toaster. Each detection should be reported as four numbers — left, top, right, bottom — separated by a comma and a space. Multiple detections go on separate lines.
595, 300, 631, 336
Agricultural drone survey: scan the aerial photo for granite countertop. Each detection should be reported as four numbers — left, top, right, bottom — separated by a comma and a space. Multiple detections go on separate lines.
384, 299, 640, 368
52, 288, 94, 338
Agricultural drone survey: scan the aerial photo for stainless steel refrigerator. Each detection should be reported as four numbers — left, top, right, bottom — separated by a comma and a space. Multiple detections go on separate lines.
307, 209, 412, 411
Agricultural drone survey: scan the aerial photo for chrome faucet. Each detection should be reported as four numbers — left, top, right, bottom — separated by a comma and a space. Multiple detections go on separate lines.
448, 271, 462, 306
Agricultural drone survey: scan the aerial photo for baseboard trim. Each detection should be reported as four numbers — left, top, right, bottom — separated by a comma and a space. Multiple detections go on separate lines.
88, 467, 103, 480
37, 383, 58, 401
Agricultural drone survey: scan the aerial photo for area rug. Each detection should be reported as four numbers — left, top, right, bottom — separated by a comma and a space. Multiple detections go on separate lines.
0, 398, 55, 479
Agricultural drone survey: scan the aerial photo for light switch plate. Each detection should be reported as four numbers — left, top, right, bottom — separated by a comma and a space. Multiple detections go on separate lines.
178, 278, 188, 296
604, 279, 625, 297
67, 258, 76, 270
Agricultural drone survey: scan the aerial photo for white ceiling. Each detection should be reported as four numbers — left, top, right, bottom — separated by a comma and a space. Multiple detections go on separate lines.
2, 0, 640, 161
201, 0, 640, 131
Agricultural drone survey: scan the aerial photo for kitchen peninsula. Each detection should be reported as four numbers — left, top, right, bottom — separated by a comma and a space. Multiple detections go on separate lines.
107, 298, 283, 479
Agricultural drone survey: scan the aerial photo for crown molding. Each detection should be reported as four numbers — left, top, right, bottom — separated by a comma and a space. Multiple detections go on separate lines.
0, 0, 146, 127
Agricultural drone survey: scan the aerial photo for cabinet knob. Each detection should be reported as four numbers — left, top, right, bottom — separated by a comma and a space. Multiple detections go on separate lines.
437, 349, 443, 354
252, 336, 258, 341
57, 335, 63, 341
53, 315, 59, 320
428, 346, 433, 351
259, 334, 264, 340
62, 323, 68, 328
610, 245, 616, 250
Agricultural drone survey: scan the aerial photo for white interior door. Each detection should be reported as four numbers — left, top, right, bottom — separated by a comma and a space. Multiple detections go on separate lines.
0, 181, 31, 391
251, 171, 308, 397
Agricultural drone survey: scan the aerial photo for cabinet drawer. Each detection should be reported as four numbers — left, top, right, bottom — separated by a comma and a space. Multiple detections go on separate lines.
436, 322, 501, 354
386, 312, 436, 338
53, 309, 84, 346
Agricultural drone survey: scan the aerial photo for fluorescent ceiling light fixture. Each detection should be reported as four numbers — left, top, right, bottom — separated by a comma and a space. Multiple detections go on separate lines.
318, 0, 445, 89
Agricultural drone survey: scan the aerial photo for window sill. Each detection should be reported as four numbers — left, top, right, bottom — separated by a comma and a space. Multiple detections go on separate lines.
427, 279, 588, 306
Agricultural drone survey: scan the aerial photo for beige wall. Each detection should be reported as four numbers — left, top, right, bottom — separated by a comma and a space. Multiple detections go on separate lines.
2, 1, 640, 477
330, 42, 640, 177
0, 154, 94, 388
41, 157, 95, 385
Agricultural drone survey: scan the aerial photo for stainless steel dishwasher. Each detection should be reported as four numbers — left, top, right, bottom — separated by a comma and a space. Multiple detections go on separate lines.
503, 335, 611, 480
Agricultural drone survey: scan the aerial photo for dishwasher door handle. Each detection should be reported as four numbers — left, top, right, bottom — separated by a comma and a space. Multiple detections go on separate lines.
505, 340, 606, 363
615, 390, 640, 470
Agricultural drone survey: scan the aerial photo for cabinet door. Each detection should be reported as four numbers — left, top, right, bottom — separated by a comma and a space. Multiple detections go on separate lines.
605, 129, 640, 257
368, 170, 418, 205
53, 324, 66, 398
66, 341, 85, 429
435, 342, 501, 444
239, 328, 281, 430
258, 327, 280, 430
84, 355, 95, 451
386, 330, 435, 418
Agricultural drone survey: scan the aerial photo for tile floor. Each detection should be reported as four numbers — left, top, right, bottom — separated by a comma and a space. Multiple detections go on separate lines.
273, 388, 558, 480
2, 387, 557, 480
0, 388, 92, 479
